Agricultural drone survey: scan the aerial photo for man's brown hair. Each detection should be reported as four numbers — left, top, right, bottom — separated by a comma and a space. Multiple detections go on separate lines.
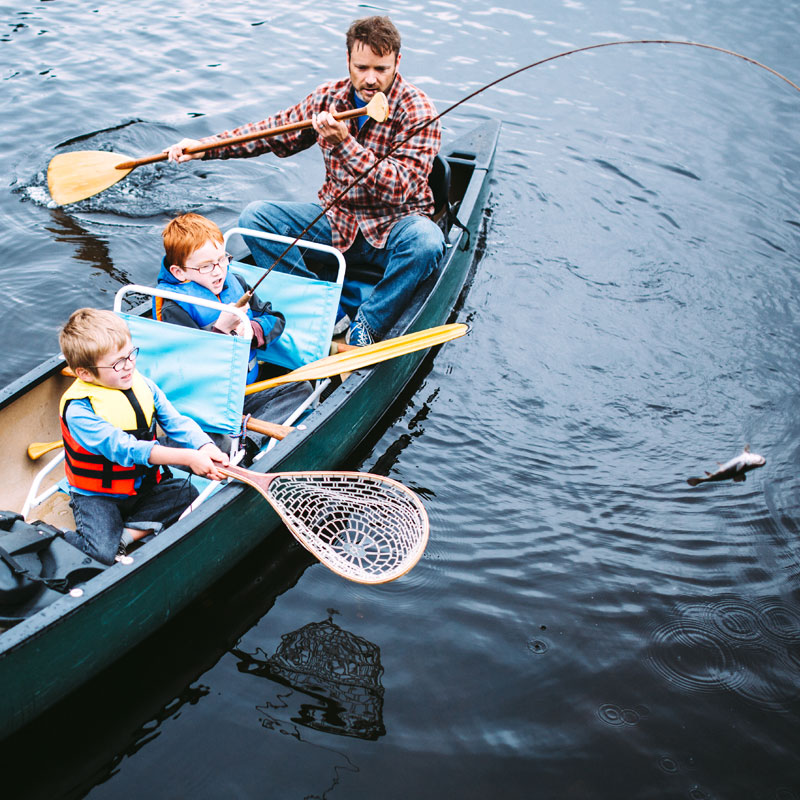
59, 308, 131, 376
163, 213, 224, 268
346, 16, 401, 57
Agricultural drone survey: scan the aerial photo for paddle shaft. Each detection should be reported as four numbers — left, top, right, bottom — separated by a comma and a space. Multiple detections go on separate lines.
115, 107, 374, 171
244, 323, 468, 395
244, 417, 296, 439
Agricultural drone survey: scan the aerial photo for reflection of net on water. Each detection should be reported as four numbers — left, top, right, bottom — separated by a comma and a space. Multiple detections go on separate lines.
267, 473, 428, 583
258, 619, 385, 740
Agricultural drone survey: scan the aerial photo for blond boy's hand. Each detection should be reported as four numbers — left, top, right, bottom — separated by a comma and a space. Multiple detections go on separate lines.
199, 441, 229, 465
165, 138, 204, 163
186, 443, 229, 481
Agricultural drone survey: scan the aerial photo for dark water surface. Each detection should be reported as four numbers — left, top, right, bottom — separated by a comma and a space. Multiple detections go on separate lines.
3, 1, 800, 798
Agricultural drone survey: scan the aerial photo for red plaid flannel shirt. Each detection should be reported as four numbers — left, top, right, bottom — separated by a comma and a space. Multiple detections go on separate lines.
200, 73, 441, 250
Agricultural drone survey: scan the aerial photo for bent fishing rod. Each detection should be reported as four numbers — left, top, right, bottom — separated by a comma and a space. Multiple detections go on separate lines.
236, 38, 799, 305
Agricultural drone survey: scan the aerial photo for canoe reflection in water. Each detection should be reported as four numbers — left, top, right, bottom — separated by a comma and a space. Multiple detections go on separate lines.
231, 617, 385, 740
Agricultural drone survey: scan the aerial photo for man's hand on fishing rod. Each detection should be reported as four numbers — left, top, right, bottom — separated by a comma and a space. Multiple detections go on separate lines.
165, 138, 204, 163
312, 111, 349, 145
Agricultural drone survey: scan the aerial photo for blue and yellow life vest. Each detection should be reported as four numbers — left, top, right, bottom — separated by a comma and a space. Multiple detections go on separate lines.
154, 265, 259, 382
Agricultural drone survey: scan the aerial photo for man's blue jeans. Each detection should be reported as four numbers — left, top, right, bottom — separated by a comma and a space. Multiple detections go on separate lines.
238, 201, 446, 340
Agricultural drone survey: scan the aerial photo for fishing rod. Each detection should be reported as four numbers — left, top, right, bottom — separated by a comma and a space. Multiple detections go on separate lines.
231, 39, 800, 305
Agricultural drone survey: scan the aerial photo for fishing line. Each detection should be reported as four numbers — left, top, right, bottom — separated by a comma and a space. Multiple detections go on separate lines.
246, 39, 799, 293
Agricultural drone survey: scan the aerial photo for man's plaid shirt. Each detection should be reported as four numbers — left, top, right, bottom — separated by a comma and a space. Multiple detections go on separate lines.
200, 73, 441, 251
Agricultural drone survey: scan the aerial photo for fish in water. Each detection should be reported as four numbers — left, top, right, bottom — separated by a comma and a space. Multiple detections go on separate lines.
686, 445, 766, 487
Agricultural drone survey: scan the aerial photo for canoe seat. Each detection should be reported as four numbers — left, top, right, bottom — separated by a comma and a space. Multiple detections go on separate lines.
429, 153, 452, 223
118, 286, 322, 463
20, 312, 247, 522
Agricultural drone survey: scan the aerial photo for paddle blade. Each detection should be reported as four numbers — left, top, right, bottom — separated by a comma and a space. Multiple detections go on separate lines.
27, 440, 64, 461
47, 150, 134, 205
366, 91, 389, 122
245, 323, 469, 395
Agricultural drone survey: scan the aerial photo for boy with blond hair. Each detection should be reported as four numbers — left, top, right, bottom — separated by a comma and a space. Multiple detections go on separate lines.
59, 308, 228, 565
155, 213, 311, 446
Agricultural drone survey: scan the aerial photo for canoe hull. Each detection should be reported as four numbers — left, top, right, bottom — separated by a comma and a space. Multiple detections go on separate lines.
0, 121, 499, 740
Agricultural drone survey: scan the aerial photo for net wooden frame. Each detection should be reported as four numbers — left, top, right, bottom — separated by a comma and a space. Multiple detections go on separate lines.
266, 472, 429, 584
221, 465, 429, 584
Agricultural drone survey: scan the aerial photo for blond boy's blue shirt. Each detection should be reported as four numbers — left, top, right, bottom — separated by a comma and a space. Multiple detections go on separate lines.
64, 375, 212, 498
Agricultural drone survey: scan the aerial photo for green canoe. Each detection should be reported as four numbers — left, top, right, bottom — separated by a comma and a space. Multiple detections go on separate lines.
0, 121, 500, 740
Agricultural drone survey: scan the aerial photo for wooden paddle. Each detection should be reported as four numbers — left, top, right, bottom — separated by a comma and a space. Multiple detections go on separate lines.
47, 92, 390, 205
244, 323, 468, 395
57, 321, 464, 391
26, 418, 297, 461
37, 323, 467, 458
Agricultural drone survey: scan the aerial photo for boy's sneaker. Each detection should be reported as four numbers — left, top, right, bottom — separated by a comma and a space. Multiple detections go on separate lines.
333, 311, 351, 336
346, 315, 375, 347
115, 542, 128, 562
242, 436, 261, 464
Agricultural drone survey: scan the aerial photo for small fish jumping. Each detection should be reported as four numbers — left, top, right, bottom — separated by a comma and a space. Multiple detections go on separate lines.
687, 445, 766, 487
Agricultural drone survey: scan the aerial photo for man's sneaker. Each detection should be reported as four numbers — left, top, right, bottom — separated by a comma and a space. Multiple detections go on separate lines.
115, 542, 129, 562
333, 311, 351, 336
346, 317, 375, 347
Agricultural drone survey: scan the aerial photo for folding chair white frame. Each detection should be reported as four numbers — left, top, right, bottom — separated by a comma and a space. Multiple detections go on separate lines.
21, 449, 65, 521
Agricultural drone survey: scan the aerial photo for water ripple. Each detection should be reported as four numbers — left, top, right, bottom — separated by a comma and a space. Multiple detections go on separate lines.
647, 619, 745, 694
648, 596, 800, 711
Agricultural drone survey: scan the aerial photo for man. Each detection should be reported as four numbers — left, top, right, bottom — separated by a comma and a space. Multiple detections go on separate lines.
166, 15, 444, 346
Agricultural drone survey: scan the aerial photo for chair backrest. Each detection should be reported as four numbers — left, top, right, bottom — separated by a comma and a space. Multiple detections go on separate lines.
115, 286, 250, 436
229, 261, 339, 371
429, 154, 452, 222
224, 228, 346, 370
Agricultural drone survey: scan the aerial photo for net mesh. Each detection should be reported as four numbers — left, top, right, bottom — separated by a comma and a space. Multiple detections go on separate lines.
266, 472, 429, 584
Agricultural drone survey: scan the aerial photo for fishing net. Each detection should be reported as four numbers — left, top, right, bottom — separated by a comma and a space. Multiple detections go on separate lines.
265, 472, 429, 584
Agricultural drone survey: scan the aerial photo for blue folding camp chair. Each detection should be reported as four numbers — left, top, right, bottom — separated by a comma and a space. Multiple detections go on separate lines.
21, 290, 252, 520
115, 285, 252, 440
115, 285, 324, 459
223, 227, 346, 370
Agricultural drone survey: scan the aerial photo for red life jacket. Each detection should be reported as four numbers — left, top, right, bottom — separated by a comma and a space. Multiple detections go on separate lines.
59, 374, 162, 496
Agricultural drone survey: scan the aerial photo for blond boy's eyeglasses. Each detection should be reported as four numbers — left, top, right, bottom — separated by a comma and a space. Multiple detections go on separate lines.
89, 347, 139, 372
